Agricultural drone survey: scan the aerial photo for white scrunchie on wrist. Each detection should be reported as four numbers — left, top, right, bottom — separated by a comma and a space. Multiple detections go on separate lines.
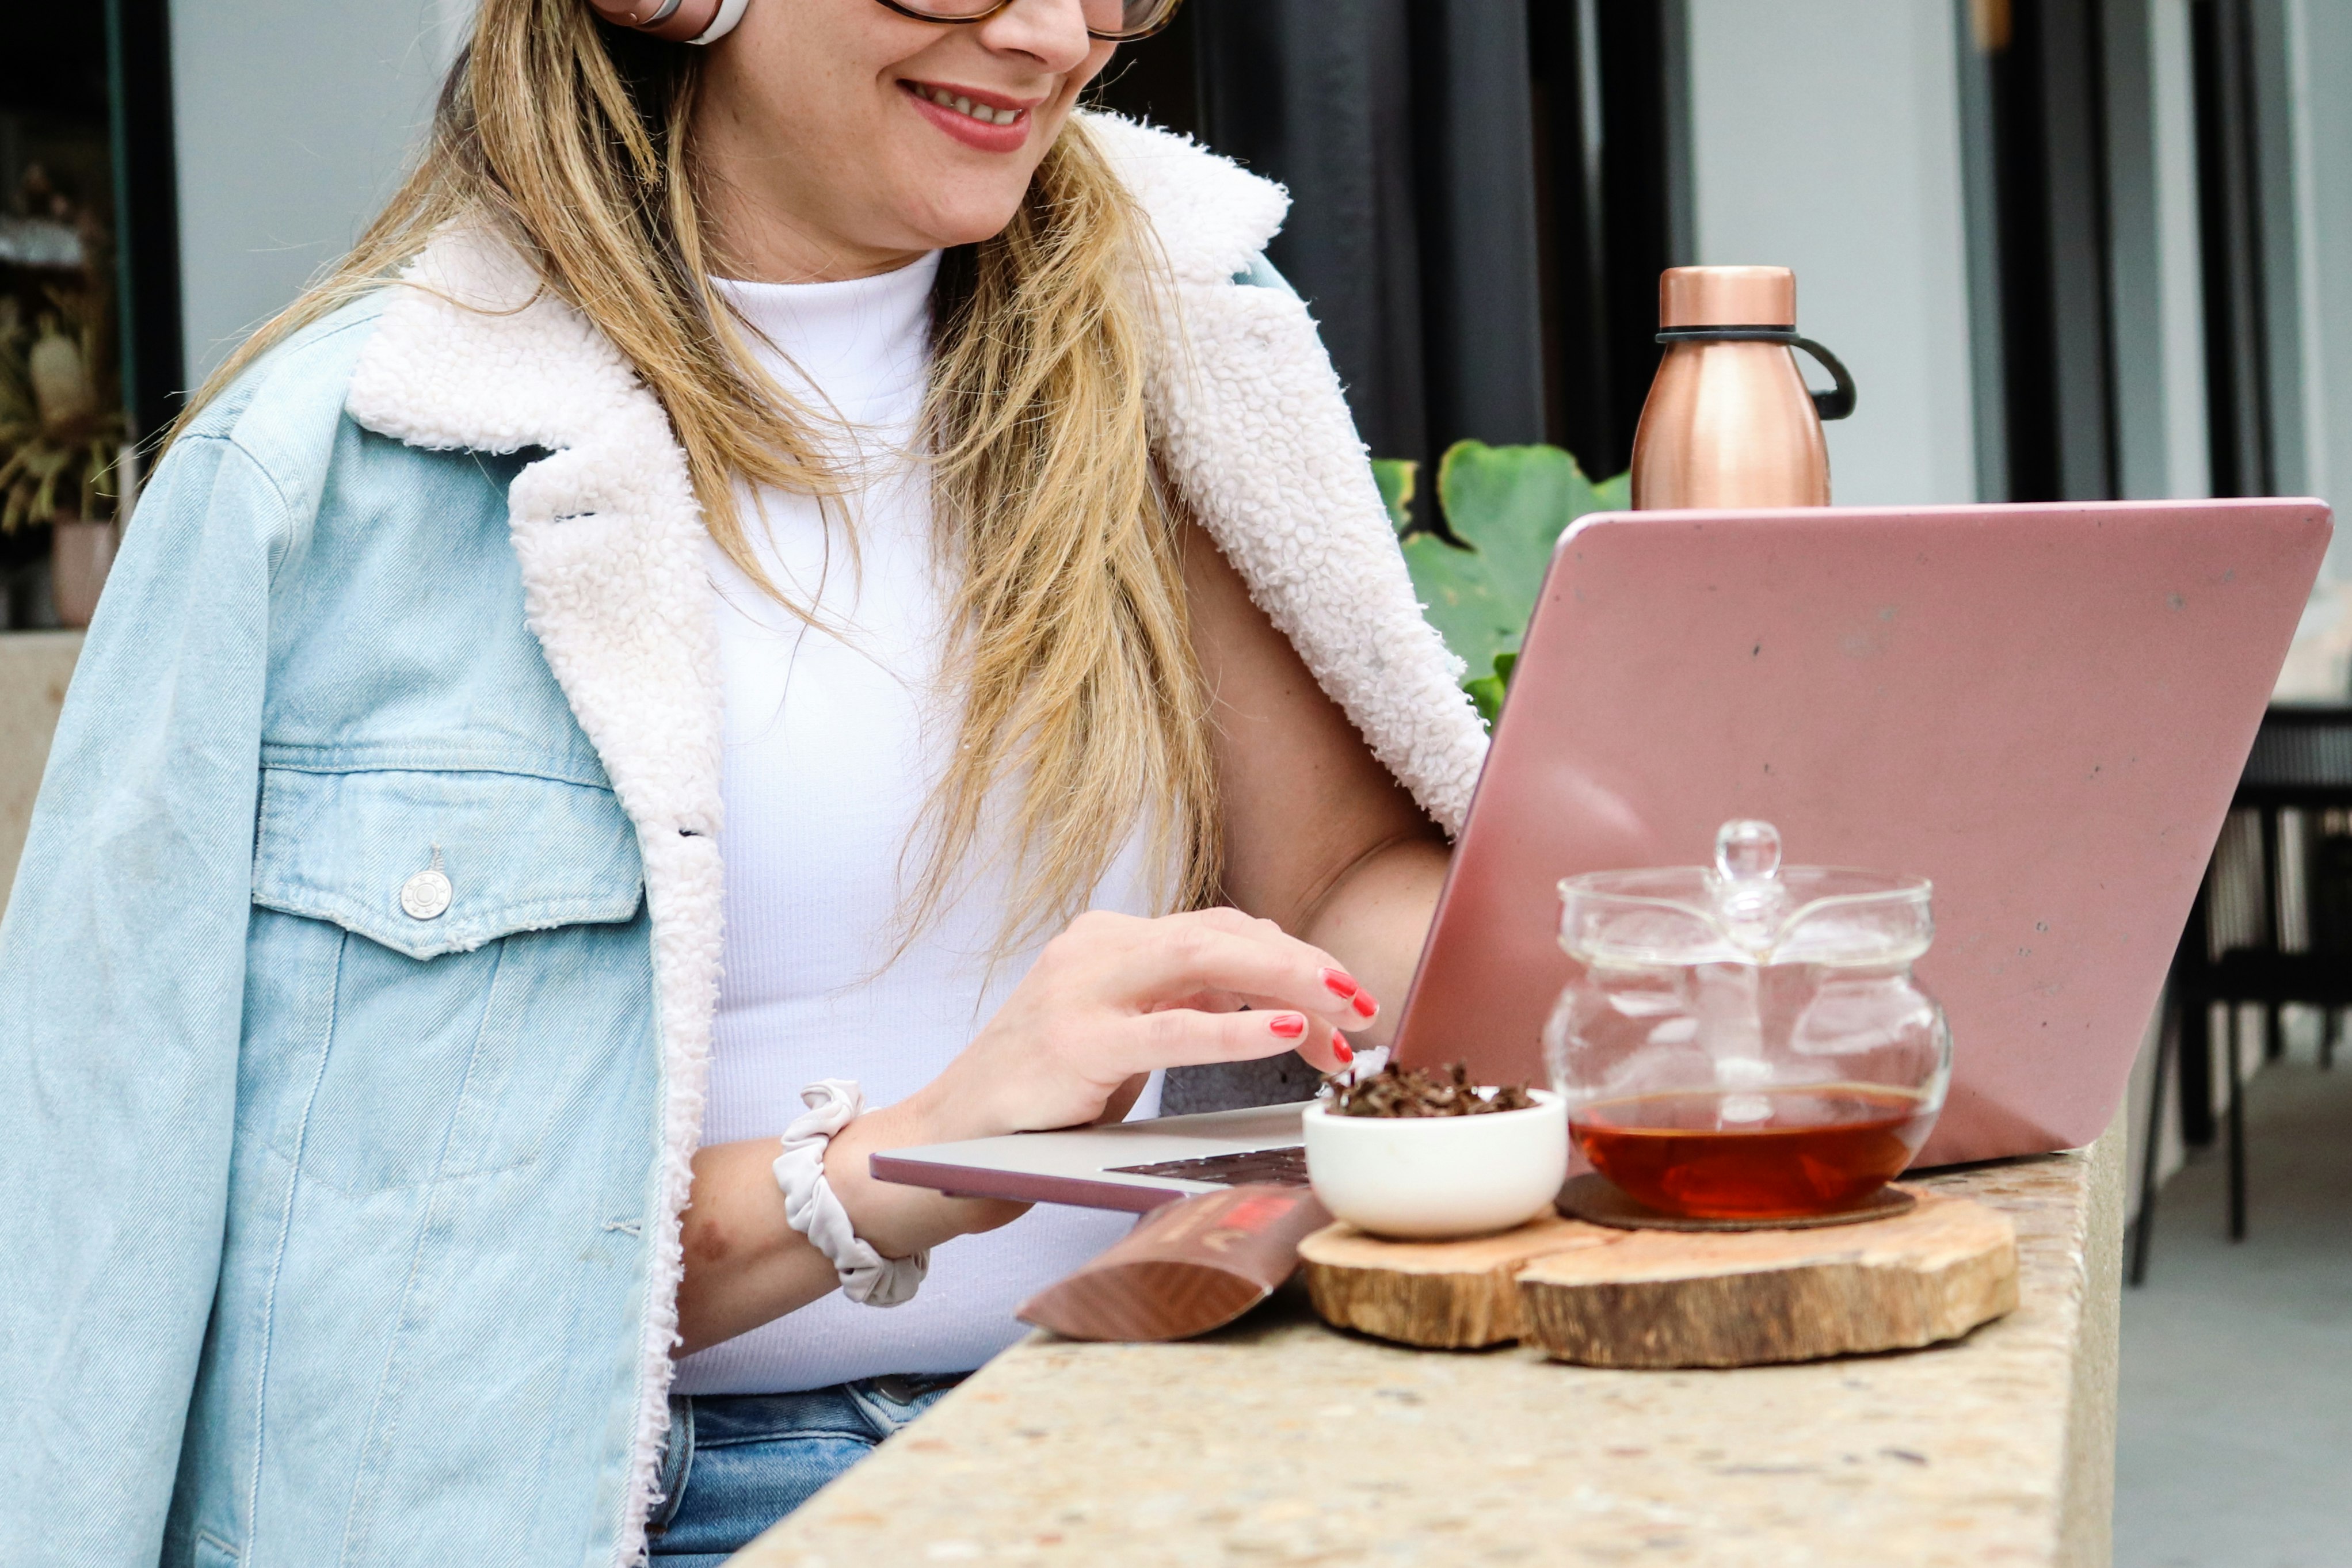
773, 1079, 929, 1308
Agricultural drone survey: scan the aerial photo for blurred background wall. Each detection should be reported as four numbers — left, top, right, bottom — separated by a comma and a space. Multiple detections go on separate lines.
2294, 1, 2352, 579
170, 0, 467, 383
1684, 0, 1976, 507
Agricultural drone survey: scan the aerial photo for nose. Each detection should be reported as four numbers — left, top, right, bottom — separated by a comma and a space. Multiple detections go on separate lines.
974, 0, 1097, 74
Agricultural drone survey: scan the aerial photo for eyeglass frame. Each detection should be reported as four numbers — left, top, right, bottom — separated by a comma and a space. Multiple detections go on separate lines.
871, 0, 1185, 44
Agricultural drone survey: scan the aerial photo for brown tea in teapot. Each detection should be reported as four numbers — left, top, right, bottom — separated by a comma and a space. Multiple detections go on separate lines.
1568, 1084, 1932, 1220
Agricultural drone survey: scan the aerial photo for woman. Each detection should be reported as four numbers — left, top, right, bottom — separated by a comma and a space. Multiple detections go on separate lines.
0, 1, 1486, 1563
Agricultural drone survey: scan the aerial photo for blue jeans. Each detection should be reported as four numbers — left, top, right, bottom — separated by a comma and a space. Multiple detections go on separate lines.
646, 1378, 961, 1565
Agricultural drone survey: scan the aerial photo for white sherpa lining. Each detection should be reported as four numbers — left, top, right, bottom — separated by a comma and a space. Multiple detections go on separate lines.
344, 114, 1485, 1568
1082, 117, 1487, 831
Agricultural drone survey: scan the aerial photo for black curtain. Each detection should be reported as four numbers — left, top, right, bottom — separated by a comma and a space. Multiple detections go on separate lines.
1096, 0, 1684, 491
1190, 1, 1545, 477
1097, 1, 1546, 478
1527, 3, 1688, 483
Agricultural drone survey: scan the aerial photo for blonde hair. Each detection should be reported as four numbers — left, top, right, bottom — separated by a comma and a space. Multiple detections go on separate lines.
175, 0, 1219, 949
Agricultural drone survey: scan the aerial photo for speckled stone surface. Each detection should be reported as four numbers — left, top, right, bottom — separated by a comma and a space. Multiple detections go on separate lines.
733, 1120, 2123, 1568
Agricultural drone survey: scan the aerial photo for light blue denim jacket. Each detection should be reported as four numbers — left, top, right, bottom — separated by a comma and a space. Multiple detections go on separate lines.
1, 293, 668, 1567
0, 118, 1489, 1568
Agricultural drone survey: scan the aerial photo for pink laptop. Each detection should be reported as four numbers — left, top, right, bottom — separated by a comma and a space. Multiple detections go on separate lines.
875, 498, 2331, 1208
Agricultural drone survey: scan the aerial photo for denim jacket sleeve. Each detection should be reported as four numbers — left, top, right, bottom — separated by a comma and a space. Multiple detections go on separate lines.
0, 424, 295, 1561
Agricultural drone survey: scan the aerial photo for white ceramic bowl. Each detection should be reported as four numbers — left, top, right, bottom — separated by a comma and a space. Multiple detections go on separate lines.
1302, 1089, 1569, 1240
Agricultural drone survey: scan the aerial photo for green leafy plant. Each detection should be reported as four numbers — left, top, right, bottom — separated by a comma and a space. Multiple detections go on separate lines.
1371, 456, 1417, 533
1392, 440, 1629, 724
0, 296, 125, 534
1, 163, 128, 538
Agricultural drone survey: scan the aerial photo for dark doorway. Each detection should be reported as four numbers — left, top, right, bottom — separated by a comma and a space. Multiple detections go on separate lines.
1958, 0, 2120, 503
105, 0, 184, 448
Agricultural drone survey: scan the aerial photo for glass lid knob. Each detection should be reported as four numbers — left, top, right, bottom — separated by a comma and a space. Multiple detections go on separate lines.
1715, 819, 1782, 884
1711, 819, 1787, 944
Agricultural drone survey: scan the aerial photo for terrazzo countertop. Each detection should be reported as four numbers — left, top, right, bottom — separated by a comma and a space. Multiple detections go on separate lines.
733, 1116, 2124, 1568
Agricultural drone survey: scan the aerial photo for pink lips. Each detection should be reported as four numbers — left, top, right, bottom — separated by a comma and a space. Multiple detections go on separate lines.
899, 79, 1036, 154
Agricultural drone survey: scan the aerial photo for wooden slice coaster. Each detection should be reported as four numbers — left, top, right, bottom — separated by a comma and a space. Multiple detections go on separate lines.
1298, 1215, 1612, 1349
1555, 1173, 1918, 1232
1516, 1189, 2018, 1369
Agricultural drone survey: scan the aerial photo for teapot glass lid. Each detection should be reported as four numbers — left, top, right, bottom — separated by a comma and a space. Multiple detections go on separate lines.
1557, 820, 1932, 967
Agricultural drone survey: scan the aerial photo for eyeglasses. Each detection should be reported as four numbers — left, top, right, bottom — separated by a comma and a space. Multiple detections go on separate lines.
872, 0, 1186, 44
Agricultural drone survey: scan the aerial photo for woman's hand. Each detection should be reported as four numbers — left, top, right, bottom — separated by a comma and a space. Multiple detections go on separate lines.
908, 905, 1371, 1142
818, 907, 1373, 1262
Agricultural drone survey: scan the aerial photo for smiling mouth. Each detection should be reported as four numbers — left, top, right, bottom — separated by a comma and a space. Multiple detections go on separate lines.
903, 81, 1027, 128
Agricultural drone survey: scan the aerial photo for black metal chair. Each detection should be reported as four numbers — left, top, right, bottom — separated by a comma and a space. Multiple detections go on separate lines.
2130, 704, 2352, 1284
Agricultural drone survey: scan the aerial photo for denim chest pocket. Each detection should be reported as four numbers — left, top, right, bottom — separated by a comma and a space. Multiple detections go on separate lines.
251, 767, 647, 1193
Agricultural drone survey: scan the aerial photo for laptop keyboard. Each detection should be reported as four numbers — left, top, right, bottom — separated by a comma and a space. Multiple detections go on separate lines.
1107, 1145, 1308, 1188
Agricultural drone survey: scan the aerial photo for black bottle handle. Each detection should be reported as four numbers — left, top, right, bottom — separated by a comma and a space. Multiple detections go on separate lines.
1655, 327, 1858, 422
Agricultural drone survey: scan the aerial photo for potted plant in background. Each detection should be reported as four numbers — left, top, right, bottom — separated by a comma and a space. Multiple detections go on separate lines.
0, 300, 127, 628
1377, 442, 1629, 726
0, 163, 128, 631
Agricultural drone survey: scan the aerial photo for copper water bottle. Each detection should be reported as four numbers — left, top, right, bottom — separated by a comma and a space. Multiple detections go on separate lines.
1628, 266, 1856, 509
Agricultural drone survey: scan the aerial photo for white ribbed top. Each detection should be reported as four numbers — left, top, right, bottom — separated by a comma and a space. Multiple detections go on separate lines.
676, 255, 1162, 1396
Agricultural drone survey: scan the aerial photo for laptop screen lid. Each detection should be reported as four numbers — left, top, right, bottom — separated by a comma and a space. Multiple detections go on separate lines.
1390, 499, 2330, 1166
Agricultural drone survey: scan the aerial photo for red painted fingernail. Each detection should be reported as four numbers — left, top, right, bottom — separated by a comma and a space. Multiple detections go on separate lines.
1351, 992, 1379, 1018
1331, 1030, 1354, 1063
1268, 1013, 1307, 1039
1320, 967, 1359, 999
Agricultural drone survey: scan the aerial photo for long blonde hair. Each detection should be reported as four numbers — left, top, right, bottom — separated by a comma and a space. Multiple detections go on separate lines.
175, 0, 1219, 948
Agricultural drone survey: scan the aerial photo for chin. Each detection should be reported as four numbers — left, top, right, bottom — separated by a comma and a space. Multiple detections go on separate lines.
912, 193, 1034, 251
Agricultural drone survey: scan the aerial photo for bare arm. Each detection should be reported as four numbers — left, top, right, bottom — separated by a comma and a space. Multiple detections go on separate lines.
1181, 520, 1450, 1043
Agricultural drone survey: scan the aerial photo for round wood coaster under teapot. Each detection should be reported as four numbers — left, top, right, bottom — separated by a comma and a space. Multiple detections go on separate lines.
1299, 1185, 2017, 1368
1553, 1172, 1916, 1231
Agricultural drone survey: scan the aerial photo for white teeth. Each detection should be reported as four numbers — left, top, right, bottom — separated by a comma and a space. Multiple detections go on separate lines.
920, 85, 1020, 127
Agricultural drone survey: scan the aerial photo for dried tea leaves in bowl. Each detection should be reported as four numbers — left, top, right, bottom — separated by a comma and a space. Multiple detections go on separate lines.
1329, 1061, 1537, 1118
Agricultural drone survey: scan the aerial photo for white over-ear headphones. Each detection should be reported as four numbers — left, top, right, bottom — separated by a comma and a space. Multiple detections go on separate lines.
587, 0, 750, 44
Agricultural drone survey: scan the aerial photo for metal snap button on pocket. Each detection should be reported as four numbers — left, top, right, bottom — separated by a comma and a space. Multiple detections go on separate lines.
400, 848, 452, 921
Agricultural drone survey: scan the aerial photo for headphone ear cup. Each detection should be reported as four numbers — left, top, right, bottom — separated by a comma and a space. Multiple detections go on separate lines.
691, 0, 751, 42
586, 0, 741, 43
585, 0, 674, 26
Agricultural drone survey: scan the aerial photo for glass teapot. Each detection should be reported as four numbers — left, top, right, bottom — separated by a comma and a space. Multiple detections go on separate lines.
1542, 820, 1951, 1220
